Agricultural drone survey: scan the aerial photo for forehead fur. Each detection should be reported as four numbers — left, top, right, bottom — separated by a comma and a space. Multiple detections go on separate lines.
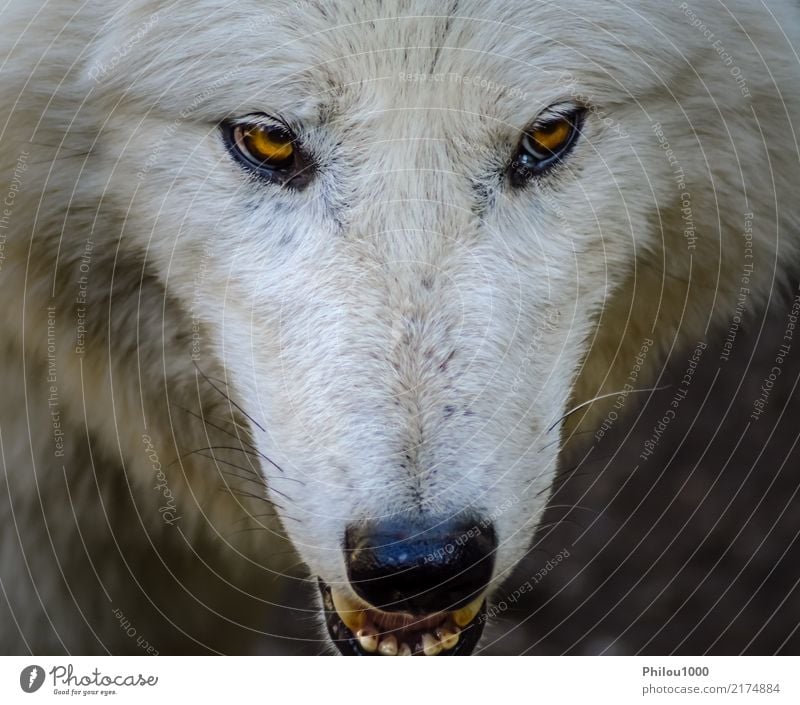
88, 0, 746, 122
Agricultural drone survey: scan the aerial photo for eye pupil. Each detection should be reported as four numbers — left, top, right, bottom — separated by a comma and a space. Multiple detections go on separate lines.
223, 116, 312, 187
529, 120, 572, 153
241, 125, 295, 165
512, 108, 583, 184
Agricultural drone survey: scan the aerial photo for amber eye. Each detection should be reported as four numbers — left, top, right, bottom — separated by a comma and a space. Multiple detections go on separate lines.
222, 117, 311, 186
233, 123, 295, 168
513, 109, 583, 182
524, 119, 573, 157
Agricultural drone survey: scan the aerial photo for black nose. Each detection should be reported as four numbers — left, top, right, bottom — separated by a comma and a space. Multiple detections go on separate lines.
344, 516, 496, 614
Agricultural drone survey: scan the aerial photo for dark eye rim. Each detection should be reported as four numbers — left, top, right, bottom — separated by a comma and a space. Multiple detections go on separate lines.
510, 107, 586, 186
220, 115, 313, 188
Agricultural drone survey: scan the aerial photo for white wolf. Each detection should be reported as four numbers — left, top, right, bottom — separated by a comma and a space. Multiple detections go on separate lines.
0, 0, 798, 655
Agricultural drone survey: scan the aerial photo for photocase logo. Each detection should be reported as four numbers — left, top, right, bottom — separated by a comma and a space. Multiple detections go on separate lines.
20, 665, 45, 693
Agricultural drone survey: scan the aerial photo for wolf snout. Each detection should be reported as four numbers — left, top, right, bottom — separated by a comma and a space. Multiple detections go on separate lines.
344, 516, 496, 614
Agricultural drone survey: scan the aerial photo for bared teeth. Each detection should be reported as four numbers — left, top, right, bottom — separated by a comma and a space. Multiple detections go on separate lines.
378, 635, 398, 656
330, 590, 367, 633
421, 633, 443, 656
437, 625, 460, 651
453, 595, 484, 627
356, 628, 379, 653
328, 587, 484, 655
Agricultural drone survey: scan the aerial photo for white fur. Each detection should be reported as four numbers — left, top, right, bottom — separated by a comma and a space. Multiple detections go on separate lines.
1, 0, 799, 653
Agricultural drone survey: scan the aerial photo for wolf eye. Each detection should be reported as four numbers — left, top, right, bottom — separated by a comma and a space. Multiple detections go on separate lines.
511, 108, 584, 185
237, 124, 295, 166
222, 117, 311, 187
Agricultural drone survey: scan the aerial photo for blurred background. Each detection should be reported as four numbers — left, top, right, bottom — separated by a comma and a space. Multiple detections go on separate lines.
478, 284, 800, 655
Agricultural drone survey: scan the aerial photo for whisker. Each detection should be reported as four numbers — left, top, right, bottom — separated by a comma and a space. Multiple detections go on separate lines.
178, 446, 304, 485
174, 404, 261, 454
546, 384, 671, 434
223, 484, 271, 503
196, 452, 296, 503
224, 525, 288, 540
192, 360, 267, 433
217, 466, 266, 488
191, 363, 296, 477
232, 511, 287, 526
201, 372, 237, 388
173, 444, 270, 465
544, 470, 605, 499
231, 512, 281, 528
195, 450, 261, 480
535, 517, 588, 533
199, 414, 251, 432
538, 429, 594, 453
223, 485, 290, 514
222, 488, 303, 525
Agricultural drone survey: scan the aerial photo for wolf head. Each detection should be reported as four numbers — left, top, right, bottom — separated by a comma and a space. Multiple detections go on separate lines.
81, 0, 798, 653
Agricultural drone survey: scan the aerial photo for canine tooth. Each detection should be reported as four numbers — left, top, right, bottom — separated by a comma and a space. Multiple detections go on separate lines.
330, 590, 366, 633
421, 633, 443, 656
378, 635, 398, 656
356, 628, 379, 653
453, 595, 484, 627
437, 627, 460, 651
398, 643, 412, 656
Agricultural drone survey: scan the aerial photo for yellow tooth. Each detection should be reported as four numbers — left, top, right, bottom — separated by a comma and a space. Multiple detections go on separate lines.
398, 643, 412, 656
438, 626, 460, 651
330, 590, 366, 633
356, 628, 378, 653
452, 595, 484, 627
421, 633, 443, 656
378, 635, 398, 656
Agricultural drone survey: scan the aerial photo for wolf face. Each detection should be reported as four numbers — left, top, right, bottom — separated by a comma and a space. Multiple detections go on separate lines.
81, 0, 799, 654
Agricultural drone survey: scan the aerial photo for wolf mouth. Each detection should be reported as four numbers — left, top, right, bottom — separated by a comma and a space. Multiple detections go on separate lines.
318, 579, 486, 656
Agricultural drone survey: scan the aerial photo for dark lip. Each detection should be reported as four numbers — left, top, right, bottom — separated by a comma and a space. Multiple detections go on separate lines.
318, 579, 487, 656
